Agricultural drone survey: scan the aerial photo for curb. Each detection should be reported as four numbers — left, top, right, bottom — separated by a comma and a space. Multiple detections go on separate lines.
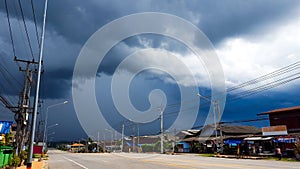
214, 155, 264, 160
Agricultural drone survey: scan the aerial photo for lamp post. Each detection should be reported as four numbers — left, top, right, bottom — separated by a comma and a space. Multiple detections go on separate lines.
47, 123, 59, 129
27, 0, 48, 168
42, 101, 68, 150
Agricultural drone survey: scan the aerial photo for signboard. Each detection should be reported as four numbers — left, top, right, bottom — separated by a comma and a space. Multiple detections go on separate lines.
262, 125, 288, 136
0, 121, 13, 134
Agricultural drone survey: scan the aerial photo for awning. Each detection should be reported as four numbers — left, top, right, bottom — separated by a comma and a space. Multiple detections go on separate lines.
274, 136, 297, 143
0, 121, 13, 134
244, 137, 273, 141
224, 139, 242, 144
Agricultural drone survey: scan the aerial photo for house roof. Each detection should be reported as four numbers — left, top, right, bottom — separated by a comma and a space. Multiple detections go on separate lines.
221, 125, 261, 134
259, 106, 300, 115
201, 125, 261, 135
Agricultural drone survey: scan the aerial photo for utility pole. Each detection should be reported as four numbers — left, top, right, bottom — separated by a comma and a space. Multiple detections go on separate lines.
216, 100, 223, 146
114, 130, 116, 152
27, 0, 48, 168
97, 131, 99, 152
103, 131, 106, 152
173, 128, 176, 153
137, 124, 139, 153
213, 101, 218, 140
121, 124, 124, 152
13, 58, 38, 155
159, 107, 164, 154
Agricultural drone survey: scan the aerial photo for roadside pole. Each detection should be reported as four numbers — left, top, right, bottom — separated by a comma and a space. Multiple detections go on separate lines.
27, 0, 48, 168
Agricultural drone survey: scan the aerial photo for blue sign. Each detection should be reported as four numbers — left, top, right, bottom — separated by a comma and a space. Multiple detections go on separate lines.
0, 121, 13, 134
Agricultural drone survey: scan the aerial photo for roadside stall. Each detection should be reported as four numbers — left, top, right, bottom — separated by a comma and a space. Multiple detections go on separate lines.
243, 137, 274, 155
273, 136, 297, 157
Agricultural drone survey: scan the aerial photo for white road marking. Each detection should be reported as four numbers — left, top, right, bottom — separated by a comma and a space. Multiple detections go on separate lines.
63, 157, 89, 169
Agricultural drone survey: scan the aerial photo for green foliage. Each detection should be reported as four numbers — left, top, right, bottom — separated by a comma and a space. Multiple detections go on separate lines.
164, 142, 173, 150
8, 154, 21, 167
57, 144, 70, 151
199, 154, 215, 157
33, 154, 42, 158
19, 150, 28, 164
141, 144, 155, 152
87, 143, 97, 152
141, 141, 174, 152
5, 132, 14, 146
154, 141, 161, 152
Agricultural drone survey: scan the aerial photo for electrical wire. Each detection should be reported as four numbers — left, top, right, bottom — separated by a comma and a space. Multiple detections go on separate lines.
17, 0, 35, 61
161, 60, 300, 110
109, 61, 300, 135
4, 0, 16, 57
30, 0, 40, 48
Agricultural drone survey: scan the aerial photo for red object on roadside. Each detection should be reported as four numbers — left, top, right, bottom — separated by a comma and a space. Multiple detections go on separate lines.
33, 145, 43, 154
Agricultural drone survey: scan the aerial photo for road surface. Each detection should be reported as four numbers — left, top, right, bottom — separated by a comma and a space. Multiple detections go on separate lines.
48, 149, 300, 169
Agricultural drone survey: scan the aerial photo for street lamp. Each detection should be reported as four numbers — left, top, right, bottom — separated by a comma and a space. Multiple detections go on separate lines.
42, 101, 68, 150
47, 123, 59, 129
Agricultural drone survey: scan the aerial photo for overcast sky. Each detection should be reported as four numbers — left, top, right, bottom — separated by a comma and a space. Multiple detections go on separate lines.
0, 0, 300, 141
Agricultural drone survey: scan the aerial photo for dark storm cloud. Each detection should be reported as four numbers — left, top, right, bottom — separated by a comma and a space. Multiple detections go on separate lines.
41, 0, 300, 44
3, 0, 298, 45
192, 0, 300, 43
1, 0, 300, 100
40, 69, 73, 99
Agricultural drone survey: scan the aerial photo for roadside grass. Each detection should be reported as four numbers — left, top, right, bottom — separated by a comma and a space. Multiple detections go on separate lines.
265, 157, 299, 162
198, 154, 215, 157
198, 154, 300, 162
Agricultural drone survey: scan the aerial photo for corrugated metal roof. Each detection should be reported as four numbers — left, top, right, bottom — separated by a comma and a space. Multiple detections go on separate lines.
260, 106, 300, 115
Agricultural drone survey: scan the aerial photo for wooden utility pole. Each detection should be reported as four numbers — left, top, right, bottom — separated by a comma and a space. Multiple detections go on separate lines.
14, 57, 38, 155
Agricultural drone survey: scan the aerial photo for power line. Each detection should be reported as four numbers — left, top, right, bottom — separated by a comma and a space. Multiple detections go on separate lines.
227, 61, 300, 92
17, 0, 35, 61
226, 70, 300, 99
4, 0, 16, 57
101, 61, 300, 136
0, 61, 23, 87
30, 0, 40, 47
161, 60, 300, 110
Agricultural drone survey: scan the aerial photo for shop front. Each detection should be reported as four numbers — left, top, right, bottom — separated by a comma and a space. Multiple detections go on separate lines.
274, 136, 297, 157
243, 137, 274, 155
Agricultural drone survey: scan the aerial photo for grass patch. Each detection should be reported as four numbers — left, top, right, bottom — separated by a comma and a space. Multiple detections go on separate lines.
33, 154, 41, 158
198, 154, 215, 157
265, 157, 299, 162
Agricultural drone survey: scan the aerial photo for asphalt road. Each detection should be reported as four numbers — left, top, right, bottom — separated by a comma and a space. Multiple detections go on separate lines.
48, 149, 300, 169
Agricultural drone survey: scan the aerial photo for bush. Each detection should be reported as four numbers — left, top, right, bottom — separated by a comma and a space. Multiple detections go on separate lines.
141, 144, 155, 152
33, 154, 42, 158
19, 150, 28, 164
8, 154, 21, 168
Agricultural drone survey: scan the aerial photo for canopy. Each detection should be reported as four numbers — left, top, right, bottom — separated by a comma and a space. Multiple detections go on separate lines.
274, 136, 297, 143
0, 121, 13, 134
244, 137, 273, 141
224, 139, 242, 144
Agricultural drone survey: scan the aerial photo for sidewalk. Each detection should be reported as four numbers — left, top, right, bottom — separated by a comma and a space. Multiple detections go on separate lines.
16, 159, 48, 169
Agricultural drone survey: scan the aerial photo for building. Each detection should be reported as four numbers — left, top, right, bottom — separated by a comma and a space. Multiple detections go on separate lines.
178, 125, 261, 154
258, 106, 300, 157
259, 106, 300, 133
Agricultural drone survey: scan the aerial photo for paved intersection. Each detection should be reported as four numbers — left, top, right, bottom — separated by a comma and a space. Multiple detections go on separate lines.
48, 150, 300, 169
